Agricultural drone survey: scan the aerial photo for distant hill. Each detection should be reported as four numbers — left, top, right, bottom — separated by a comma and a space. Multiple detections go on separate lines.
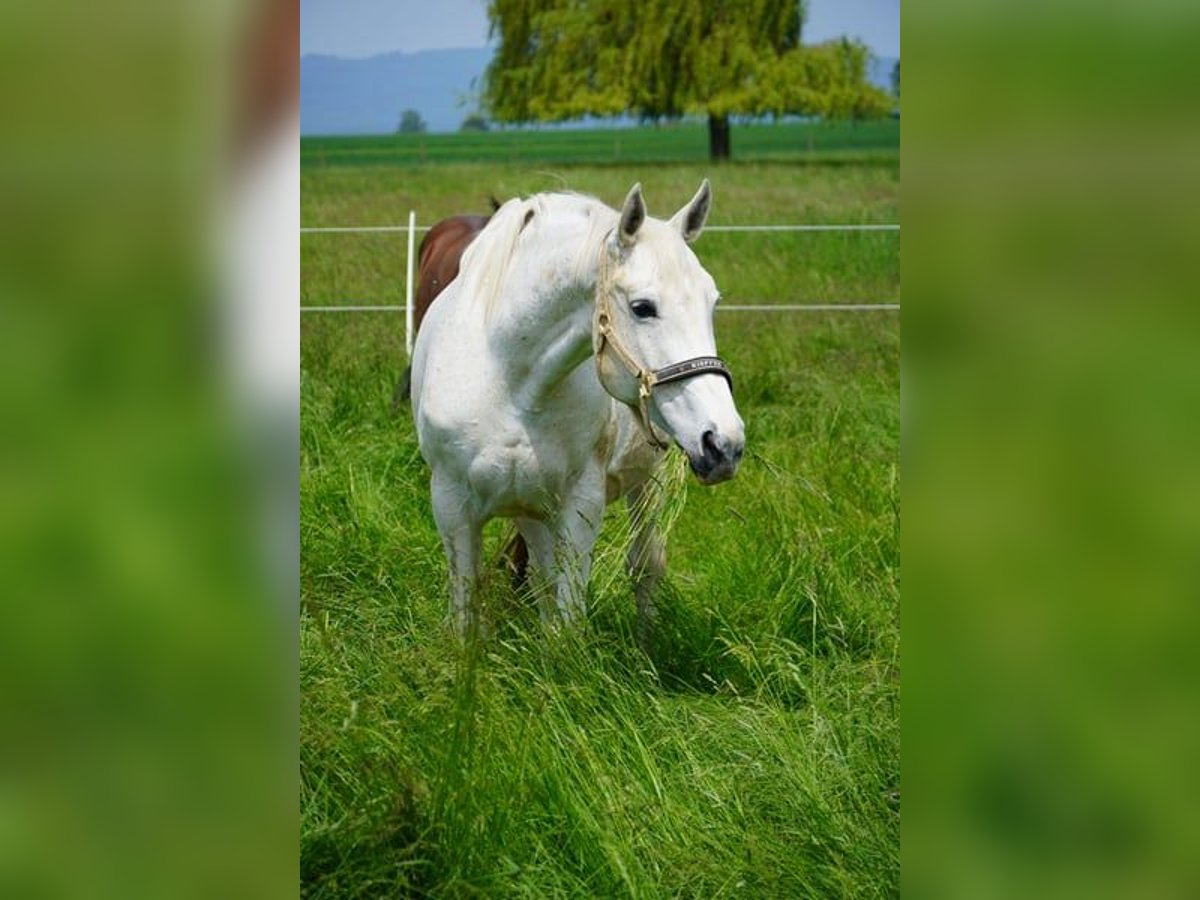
300, 47, 492, 136
301, 48, 899, 136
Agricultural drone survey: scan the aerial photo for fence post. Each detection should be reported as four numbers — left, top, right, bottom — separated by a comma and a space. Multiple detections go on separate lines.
405, 210, 416, 357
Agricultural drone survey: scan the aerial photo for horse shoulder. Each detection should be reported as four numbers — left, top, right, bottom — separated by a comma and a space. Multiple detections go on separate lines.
411, 284, 474, 422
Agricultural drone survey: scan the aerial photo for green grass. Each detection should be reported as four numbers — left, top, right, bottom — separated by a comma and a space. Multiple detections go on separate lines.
301, 144, 899, 897
302, 162, 899, 311
302, 119, 899, 169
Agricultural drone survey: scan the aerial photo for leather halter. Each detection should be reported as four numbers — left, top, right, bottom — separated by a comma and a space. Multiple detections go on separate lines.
592, 237, 733, 450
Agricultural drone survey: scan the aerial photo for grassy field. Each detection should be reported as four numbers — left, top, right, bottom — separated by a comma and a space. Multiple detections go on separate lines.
301, 129, 900, 897
301, 119, 900, 169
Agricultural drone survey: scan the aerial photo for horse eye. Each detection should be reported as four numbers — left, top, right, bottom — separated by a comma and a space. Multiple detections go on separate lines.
630, 299, 658, 319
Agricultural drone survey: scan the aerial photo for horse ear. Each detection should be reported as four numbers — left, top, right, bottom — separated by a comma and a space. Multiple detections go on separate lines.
671, 178, 712, 243
617, 183, 646, 247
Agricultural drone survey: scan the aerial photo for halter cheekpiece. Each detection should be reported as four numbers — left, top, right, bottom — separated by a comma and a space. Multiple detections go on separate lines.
593, 236, 733, 450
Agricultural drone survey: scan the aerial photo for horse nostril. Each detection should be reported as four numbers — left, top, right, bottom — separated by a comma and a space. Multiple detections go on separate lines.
701, 429, 725, 463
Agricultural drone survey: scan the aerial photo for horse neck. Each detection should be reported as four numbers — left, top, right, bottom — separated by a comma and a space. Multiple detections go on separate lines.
489, 203, 613, 407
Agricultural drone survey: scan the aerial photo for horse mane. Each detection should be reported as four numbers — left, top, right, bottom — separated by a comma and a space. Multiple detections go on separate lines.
458, 191, 616, 321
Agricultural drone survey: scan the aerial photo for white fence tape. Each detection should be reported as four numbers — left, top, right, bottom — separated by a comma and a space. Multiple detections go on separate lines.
301, 303, 898, 313
300, 223, 899, 234
300, 215, 900, 354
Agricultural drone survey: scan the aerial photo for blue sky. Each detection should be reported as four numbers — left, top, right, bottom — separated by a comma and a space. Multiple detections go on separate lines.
300, 0, 899, 59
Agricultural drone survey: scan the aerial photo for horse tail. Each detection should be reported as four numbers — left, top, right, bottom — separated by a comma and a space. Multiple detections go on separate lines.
391, 365, 412, 416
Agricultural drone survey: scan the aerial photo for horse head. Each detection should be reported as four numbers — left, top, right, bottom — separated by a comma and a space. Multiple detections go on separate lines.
593, 181, 745, 485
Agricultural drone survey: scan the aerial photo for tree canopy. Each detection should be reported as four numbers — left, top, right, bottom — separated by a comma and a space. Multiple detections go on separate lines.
483, 0, 890, 159
397, 109, 426, 134
460, 114, 490, 132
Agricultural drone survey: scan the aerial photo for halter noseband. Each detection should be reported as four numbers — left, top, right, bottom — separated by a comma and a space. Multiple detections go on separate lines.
593, 238, 733, 450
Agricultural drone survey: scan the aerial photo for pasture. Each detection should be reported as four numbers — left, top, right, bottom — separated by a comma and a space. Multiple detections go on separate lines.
301, 118, 900, 169
301, 131, 900, 897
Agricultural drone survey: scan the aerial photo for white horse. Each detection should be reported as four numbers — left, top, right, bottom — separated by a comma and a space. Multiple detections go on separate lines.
411, 181, 745, 637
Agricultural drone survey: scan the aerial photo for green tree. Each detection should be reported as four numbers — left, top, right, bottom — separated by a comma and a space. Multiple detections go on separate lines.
891, 59, 900, 100
484, 0, 890, 160
396, 109, 426, 134
460, 114, 490, 132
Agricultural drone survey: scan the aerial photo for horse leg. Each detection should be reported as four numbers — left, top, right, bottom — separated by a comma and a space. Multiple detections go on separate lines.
515, 479, 604, 627
430, 472, 483, 639
500, 530, 529, 589
626, 482, 667, 649
551, 475, 606, 625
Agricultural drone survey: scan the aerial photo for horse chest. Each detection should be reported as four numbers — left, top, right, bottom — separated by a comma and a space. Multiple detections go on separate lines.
467, 423, 601, 518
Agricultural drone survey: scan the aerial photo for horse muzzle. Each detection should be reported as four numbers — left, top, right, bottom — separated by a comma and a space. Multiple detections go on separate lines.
687, 428, 744, 485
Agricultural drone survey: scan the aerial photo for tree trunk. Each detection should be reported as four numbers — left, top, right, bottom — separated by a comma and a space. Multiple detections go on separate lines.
708, 114, 731, 162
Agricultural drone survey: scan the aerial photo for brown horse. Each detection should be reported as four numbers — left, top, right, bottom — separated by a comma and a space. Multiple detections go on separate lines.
391, 209, 494, 413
